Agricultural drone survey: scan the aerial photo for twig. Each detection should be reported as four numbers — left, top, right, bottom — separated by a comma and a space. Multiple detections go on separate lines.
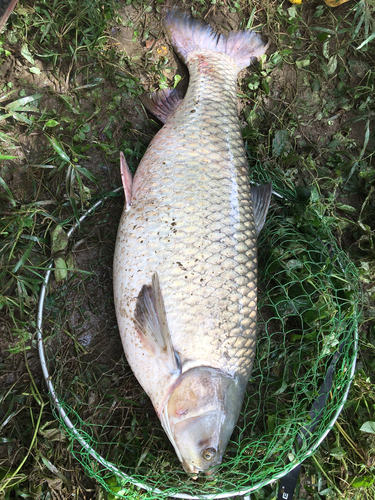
311, 454, 342, 496
335, 421, 367, 463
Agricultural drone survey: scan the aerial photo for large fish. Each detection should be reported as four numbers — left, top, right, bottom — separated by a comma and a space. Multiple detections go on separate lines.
113, 9, 271, 476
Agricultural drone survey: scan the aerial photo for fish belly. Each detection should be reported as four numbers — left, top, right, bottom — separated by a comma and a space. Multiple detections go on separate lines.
113, 51, 258, 414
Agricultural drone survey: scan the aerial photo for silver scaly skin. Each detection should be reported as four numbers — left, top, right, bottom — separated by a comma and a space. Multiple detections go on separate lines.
113, 10, 271, 475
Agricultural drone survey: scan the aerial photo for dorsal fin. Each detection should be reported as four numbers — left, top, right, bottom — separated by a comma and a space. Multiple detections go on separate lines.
140, 88, 183, 124
120, 151, 132, 210
134, 272, 180, 375
251, 182, 272, 235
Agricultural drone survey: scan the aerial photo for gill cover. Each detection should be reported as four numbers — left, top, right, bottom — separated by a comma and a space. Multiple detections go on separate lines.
160, 367, 243, 475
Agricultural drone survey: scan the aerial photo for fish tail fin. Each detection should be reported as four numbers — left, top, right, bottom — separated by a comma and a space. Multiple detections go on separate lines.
164, 8, 268, 71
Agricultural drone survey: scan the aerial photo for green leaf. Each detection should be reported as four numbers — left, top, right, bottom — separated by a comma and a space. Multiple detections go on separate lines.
351, 476, 374, 488
39, 453, 69, 482
173, 74, 181, 88
58, 94, 80, 114
39, 424, 65, 442
274, 381, 288, 396
262, 79, 270, 94
20, 234, 48, 244
0, 89, 17, 101
336, 203, 357, 214
0, 154, 17, 159
272, 130, 292, 158
330, 447, 346, 459
269, 52, 282, 66
327, 55, 337, 76
360, 421, 375, 434
47, 136, 70, 162
54, 257, 67, 282
0, 176, 16, 207
12, 241, 35, 273
51, 225, 68, 256
285, 259, 303, 271
0, 131, 17, 144
0, 113, 13, 122
71, 78, 104, 91
296, 58, 310, 69
51, 225, 69, 282
21, 43, 34, 64
29, 66, 41, 75
81, 123, 90, 134
12, 112, 32, 125
5, 94, 42, 112
357, 31, 375, 50
66, 254, 74, 272
44, 119, 59, 127
317, 32, 329, 42
311, 27, 335, 34
75, 165, 97, 183
267, 414, 276, 431
287, 5, 297, 19
32, 164, 55, 169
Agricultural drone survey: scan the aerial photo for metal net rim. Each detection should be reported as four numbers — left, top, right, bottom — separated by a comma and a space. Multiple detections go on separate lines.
36, 188, 359, 499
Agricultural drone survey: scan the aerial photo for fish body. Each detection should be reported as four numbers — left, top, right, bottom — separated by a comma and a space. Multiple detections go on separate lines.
113, 10, 271, 475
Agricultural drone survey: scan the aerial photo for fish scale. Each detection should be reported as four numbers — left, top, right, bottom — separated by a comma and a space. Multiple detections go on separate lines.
115, 51, 257, 384
113, 9, 271, 474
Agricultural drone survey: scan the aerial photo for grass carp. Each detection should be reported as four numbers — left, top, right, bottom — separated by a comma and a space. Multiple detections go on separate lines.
113, 9, 271, 476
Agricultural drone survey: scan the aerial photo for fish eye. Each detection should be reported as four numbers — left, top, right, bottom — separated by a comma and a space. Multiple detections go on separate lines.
202, 448, 216, 461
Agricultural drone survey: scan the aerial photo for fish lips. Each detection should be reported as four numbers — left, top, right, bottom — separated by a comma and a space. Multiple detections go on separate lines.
182, 457, 222, 478
181, 447, 223, 477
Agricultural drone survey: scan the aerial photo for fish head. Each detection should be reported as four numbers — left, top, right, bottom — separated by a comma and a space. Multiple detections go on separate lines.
160, 367, 243, 475
170, 410, 224, 474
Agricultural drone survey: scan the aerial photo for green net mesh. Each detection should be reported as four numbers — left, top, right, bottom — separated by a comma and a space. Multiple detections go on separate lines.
40, 161, 360, 498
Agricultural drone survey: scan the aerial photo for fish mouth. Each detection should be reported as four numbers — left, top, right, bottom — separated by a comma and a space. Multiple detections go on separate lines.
204, 467, 217, 477
181, 461, 219, 478
182, 462, 203, 476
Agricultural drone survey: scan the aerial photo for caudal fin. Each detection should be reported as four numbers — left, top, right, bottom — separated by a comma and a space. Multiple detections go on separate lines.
164, 8, 268, 71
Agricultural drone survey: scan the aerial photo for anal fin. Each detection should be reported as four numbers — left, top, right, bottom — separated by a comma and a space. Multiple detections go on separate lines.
251, 182, 272, 235
140, 88, 183, 124
134, 272, 180, 375
120, 151, 132, 210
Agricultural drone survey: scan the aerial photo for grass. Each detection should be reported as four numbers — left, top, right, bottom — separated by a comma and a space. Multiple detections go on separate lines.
0, 0, 375, 498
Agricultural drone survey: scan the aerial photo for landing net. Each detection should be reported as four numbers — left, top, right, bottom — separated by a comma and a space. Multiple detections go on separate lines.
37, 161, 359, 499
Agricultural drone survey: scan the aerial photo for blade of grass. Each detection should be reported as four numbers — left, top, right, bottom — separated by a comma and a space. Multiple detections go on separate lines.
47, 136, 70, 162
11, 241, 35, 273
0, 176, 16, 207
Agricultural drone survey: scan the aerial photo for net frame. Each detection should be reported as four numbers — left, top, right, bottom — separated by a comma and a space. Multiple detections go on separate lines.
36, 183, 359, 499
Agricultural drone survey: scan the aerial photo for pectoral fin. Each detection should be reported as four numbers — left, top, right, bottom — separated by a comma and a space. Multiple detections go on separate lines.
140, 88, 183, 124
120, 151, 132, 210
251, 182, 272, 235
134, 272, 180, 375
